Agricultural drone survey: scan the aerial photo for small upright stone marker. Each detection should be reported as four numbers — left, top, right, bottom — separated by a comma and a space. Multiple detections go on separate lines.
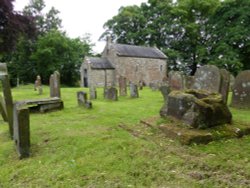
219, 69, 230, 103
118, 76, 127, 96
89, 86, 97, 100
34, 75, 42, 95
130, 83, 139, 98
77, 91, 92, 109
104, 87, 118, 101
50, 71, 61, 98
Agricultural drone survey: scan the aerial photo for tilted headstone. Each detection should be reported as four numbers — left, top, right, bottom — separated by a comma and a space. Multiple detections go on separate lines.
231, 70, 250, 109
219, 69, 230, 104
130, 83, 139, 98
168, 71, 185, 90
159, 85, 171, 102
0, 63, 14, 138
104, 87, 118, 101
0, 95, 8, 122
118, 76, 127, 96
89, 86, 97, 99
192, 65, 221, 93
50, 71, 61, 98
13, 103, 30, 159
77, 91, 92, 109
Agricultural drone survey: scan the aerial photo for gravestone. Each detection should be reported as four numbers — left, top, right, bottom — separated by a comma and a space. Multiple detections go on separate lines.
118, 76, 127, 96
149, 82, 159, 91
169, 71, 185, 90
104, 87, 118, 101
184, 76, 194, 89
230, 74, 235, 91
130, 83, 139, 98
192, 65, 221, 93
231, 70, 250, 109
89, 86, 97, 99
13, 103, 30, 159
139, 80, 144, 90
34, 75, 42, 95
0, 63, 14, 137
160, 90, 232, 129
219, 69, 230, 103
0, 95, 8, 122
50, 71, 61, 98
159, 85, 171, 102
77, 91, 92, 109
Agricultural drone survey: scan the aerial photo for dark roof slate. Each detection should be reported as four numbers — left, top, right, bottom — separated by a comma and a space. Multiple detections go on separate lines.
87, 57, 115, 70
112, 44, 167, 59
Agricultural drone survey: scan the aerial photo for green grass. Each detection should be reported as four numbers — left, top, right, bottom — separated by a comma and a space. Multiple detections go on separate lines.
0, 85, 250, 187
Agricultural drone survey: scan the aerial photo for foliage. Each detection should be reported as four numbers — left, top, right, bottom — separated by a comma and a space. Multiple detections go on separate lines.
0, 86, 250, 187
101, 0, 249, 75
0, 0, 35, 59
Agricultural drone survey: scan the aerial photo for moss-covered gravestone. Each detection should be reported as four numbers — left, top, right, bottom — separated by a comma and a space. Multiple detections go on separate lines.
49, 71, 61, 98
160, 90, 232, 129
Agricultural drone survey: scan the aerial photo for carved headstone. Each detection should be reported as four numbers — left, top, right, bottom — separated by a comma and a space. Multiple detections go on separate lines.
13, 103, 30, 159
118, 76, 127, 96
104, 87, 118, 101
130, 83, 139, 98
169, 71, 185, 90
192, 65, 221, 93
0, 63, 14, 137
231, 70, 250, 109
50, 71, 61, 98
219, 69, 230, 103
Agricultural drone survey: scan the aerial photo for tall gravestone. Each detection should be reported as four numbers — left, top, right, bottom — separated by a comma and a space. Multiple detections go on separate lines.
50, 71, 61, 98
13, 103, 30, 159
118, 76, 127, 96
220, 69, 230, 103
34, 75, 42, 95
231, 70, 250, 109
89, 86, 97, 99
130, 83, 139, 98
192, 65, 221, 93
0, 63, 14, 138
168, 71, 185, 90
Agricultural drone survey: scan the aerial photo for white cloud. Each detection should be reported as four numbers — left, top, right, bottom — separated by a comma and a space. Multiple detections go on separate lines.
14, 0, 147, 54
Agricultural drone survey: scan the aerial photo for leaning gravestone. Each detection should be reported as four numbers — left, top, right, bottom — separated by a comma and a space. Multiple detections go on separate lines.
168, 71, 185, 90
192, 65, 221, 93
50, 71, 61, 98
0, 63, 14, 137
220, 69, 230, 103
130, 83, 139, 98
104, 87, 118, 101
231, 70, 250, 109
13, 103, 30, 159
118, 76, 127, 96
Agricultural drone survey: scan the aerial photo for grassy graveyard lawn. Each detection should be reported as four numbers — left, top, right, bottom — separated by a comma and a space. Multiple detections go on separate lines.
1, 85, 250, 187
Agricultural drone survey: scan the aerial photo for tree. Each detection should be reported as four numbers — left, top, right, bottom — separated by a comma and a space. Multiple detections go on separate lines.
208, 0, 250, 74
0, 0, 35, 59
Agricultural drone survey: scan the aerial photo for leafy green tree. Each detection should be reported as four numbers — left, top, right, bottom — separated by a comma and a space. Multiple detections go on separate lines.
208, 0, 250, 74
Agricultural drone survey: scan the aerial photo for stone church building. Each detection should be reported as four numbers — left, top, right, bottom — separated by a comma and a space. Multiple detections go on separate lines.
80, 40, 167, 87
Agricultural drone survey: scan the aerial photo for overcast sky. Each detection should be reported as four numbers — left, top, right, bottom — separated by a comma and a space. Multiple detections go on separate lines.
14, 0, 148, 54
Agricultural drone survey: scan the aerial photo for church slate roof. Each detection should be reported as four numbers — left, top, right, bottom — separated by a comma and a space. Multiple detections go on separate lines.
112, 44, 167, 59
87, 57, 115, 70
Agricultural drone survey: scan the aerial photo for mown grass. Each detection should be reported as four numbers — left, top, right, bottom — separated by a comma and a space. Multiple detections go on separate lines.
0, 85, 250, 187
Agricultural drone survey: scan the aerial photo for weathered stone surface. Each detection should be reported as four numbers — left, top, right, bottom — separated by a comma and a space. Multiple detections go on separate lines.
77, 91, 87, 106
139, 80, 144, 90
149, 82, 159, 91
184, 76, 194, 89
104, 87, 118, 101
89, 86, 97, 99
0, 63, 14, 137
219, 69, 230, 103
159, 85, 171, 102
50, 71, 61, 98
231, 70, 250, 109
192, 65, 221, 93
230, 74, 235, 91
118, 76, 127, 96
169, 71, 185, 90
34, 75, 42, 95
13, 104, 30, 159
160, 90, 232, 129
130, 83, 139, 98
0, 95, 8, 122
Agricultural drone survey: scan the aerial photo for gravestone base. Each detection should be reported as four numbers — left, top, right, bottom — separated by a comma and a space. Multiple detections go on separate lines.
140, 116, 250, 145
